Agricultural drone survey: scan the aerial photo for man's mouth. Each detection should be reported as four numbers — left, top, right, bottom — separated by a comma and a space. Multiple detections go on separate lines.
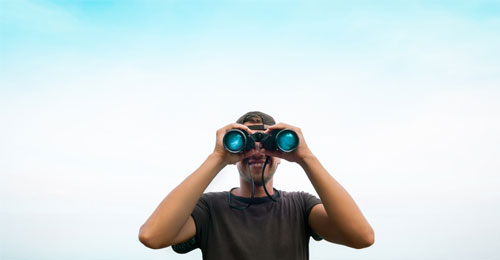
249, 162, 264, 168
248, 158, 266, 168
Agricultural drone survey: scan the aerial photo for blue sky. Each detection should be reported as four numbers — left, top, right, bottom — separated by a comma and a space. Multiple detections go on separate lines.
1, 1, 499, 260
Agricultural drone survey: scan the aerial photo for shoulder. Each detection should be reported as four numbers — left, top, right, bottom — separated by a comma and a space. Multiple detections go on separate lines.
197, 191, 228, 207
280, 190, 320, 201
280, 190, 322, 211
192, 191, 228, 222
201, 191, 227, 200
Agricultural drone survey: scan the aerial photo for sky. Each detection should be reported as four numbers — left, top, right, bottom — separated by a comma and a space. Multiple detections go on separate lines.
1, 0, 499, 259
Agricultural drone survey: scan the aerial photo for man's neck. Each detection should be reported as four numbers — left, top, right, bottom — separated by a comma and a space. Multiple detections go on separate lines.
234, 178, 274, 198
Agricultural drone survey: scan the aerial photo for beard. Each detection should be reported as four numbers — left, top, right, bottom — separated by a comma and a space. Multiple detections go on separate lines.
237, 156, 278, 186
242, 172, 272, 186
239, 164, 274, 186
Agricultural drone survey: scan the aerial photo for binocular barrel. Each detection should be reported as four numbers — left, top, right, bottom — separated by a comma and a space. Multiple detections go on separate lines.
223, 128, 299, 153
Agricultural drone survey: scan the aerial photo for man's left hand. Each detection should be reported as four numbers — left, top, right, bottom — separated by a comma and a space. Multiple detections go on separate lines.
261, 122, 315, 165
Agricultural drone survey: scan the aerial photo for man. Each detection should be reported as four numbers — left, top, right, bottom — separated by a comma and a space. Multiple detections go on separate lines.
139, 111, 374, 259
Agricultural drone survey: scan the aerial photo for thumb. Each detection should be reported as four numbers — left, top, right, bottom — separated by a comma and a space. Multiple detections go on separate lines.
261, 149, 282, 158
238, 149, 257, 161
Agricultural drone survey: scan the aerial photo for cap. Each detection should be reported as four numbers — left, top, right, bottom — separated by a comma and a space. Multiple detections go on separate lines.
236, 111, 276, 126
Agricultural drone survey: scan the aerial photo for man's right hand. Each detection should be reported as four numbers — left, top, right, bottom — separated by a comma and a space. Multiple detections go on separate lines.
139, 122, 257, 249
212, 123, 257, 166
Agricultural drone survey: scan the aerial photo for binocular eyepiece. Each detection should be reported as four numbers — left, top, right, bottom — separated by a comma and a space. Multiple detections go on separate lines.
223, 127, 299, 153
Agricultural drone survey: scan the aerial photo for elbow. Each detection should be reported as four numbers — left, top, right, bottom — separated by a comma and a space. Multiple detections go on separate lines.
352, 227, 375, 249
139, 225, 171, 249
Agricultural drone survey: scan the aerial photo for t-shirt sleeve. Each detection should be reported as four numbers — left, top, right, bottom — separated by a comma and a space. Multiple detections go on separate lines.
172, 194, 210, 254
302, 192, 322, 213
301, 192, 323, 241
191, 193, 210, 245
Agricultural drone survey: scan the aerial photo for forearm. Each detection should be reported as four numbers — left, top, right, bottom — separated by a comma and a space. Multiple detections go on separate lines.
139, 153, 225, 246
299, 155, 373, 244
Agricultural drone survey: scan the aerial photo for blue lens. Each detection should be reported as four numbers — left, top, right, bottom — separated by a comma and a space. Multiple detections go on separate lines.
276, 130, 298, 152
224, 131, 245, 152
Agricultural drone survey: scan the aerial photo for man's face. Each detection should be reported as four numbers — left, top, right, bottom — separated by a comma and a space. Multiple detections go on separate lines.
236, 122, 281, 186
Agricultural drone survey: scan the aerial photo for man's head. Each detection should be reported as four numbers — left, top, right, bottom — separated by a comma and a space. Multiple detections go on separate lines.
235, 111, 280, 186
236, 111, 276, 126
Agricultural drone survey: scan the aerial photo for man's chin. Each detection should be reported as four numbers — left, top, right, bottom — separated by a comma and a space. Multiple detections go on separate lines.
249, 162, 269, 173
249, 168, 265, 177
242, 172, 264, 183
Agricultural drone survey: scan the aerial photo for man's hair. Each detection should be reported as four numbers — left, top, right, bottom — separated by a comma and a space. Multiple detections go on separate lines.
236, 111, 276, 125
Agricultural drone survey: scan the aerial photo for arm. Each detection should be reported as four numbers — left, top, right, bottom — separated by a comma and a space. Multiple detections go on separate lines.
138, 123, 257, 249
301, 155, 374, 249
263, 123, 374, 249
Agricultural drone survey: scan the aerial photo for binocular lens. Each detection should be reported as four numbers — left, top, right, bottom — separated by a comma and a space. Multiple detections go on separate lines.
276, 129, 299, 152
223, 128, 299, 153
223, 130, 246, 153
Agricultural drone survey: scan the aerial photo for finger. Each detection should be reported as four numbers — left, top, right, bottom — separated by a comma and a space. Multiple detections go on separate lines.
261, 148, 284, 158
238, 149, 256, 161
266, 122, 294, 132
226, 123, 253, 133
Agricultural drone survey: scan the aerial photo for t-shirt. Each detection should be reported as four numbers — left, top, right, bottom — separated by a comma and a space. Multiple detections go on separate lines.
173, 190, 322, 260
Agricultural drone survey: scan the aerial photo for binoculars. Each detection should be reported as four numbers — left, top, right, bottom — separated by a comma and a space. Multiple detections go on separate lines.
223, 128, 299, 153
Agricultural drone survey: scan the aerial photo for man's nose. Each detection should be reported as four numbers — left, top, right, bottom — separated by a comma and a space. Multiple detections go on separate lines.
253, 142, 263, 150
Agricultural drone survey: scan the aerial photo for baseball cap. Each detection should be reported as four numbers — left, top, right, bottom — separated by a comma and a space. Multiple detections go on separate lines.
236, 111, 276, 126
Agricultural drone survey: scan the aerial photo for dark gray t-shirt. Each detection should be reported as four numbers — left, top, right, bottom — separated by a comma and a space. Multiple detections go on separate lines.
174, 190, 322, 260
